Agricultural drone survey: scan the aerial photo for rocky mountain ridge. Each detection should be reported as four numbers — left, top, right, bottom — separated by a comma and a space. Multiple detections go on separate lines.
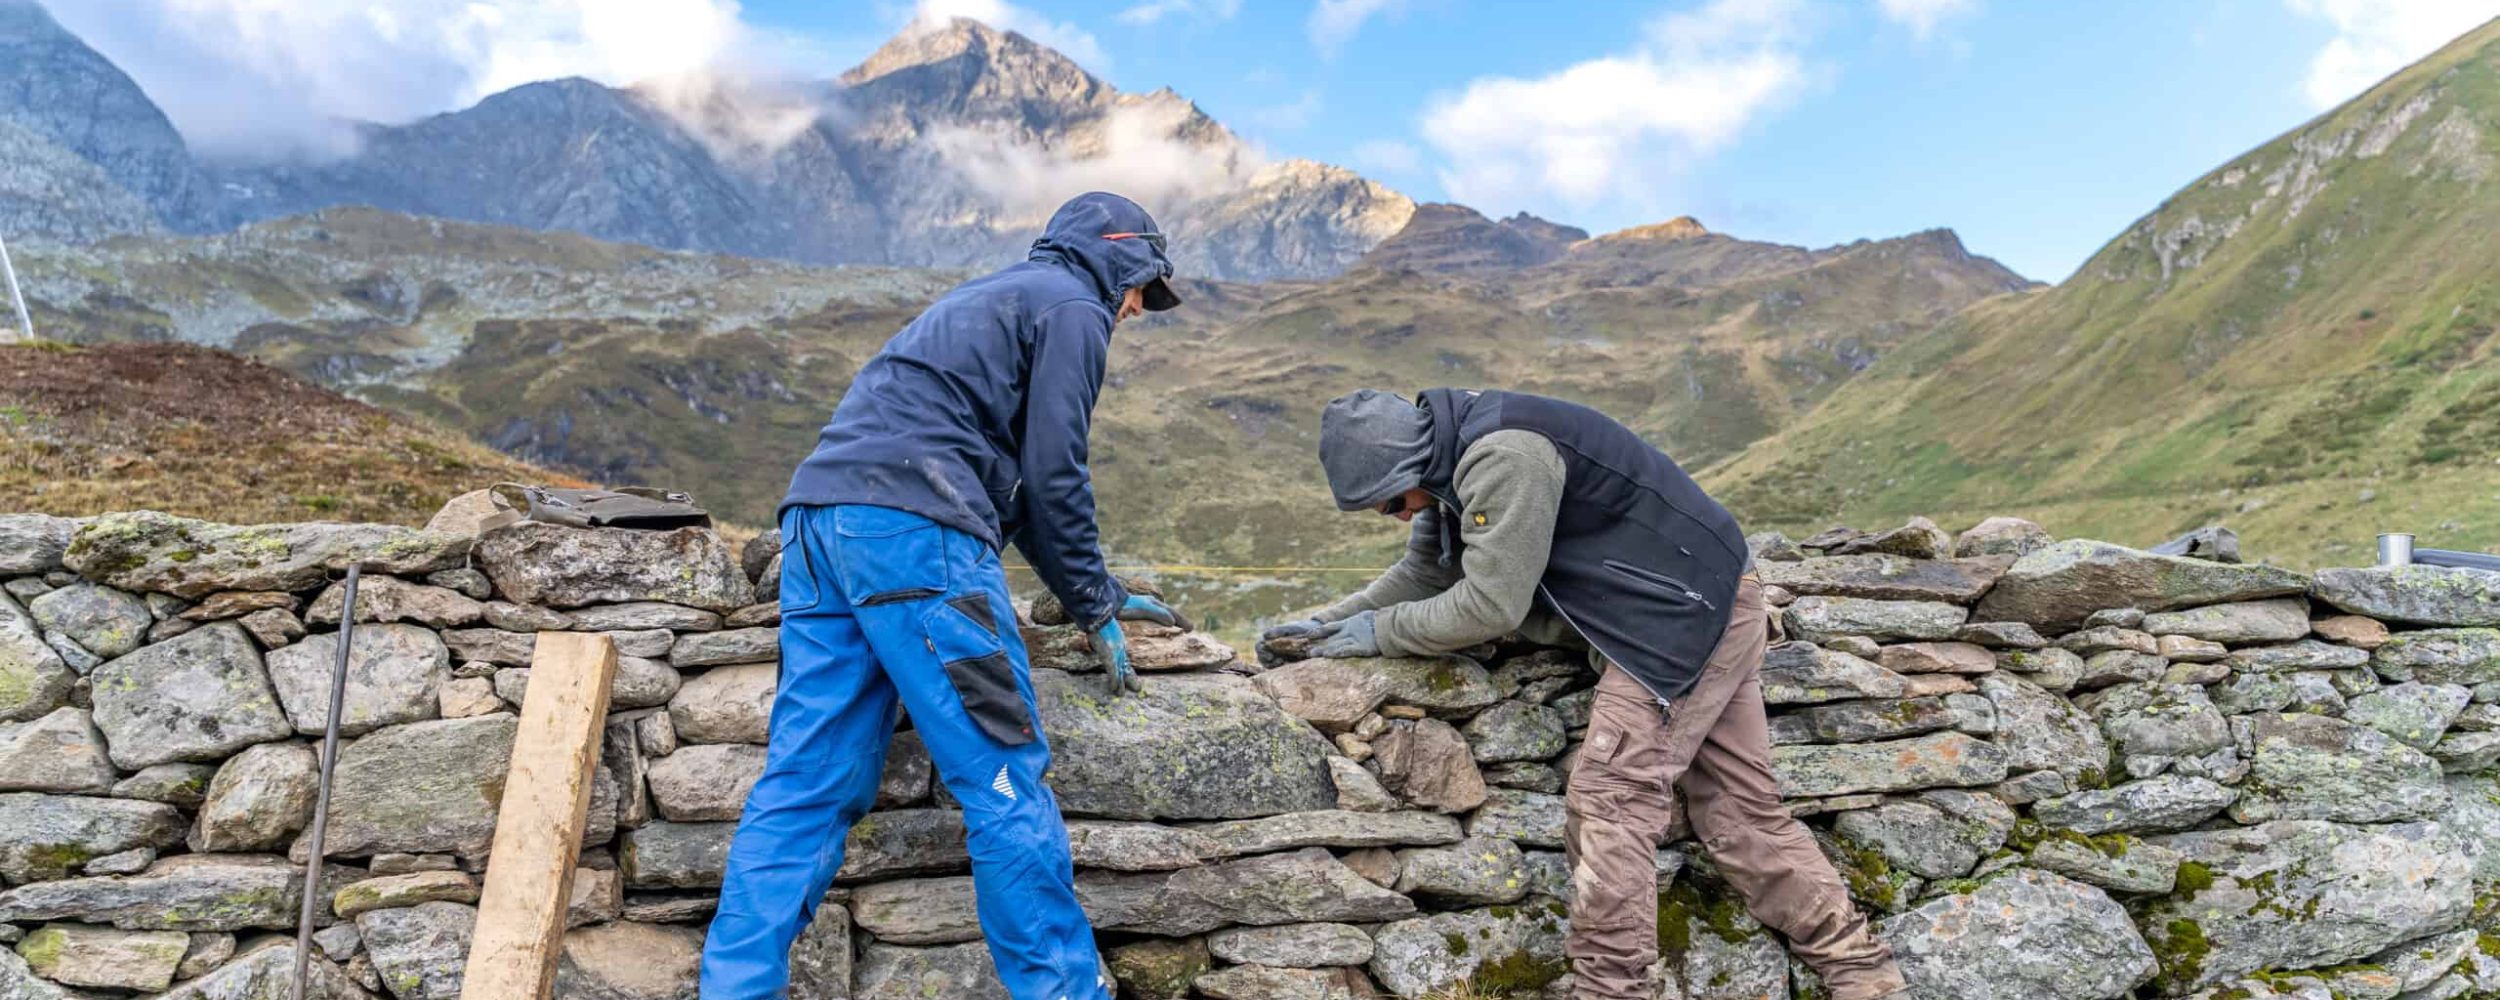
0, 3, 1412, 283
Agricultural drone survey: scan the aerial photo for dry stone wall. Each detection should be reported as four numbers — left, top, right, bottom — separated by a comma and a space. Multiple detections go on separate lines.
1, 508, 2499, 1000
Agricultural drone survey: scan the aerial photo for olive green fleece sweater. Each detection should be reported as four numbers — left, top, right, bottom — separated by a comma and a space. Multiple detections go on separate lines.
1317, 429, 1583, 657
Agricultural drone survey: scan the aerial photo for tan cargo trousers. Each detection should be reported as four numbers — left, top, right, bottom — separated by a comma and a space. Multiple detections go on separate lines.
1563, 576, 1906, 1000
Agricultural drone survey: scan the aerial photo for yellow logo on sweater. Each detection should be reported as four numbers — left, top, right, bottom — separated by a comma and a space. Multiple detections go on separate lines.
1473, 513, 1488, 526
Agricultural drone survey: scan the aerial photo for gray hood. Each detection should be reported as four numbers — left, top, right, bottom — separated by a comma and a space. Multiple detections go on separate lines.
1319, 389, 1434, 511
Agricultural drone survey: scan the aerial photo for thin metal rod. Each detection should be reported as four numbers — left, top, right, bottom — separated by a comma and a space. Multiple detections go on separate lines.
294, 564, 359, 998
0, 229, 31, 344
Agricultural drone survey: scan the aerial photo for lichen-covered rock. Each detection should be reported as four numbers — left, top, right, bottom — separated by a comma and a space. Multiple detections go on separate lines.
1776, 696, 1955, 745
1655, 881, 1789, 1000
12, 922, 188, 991
2227, 640, 2371, 672
1461, 700, 1565, 763
1193, 811, 1462, 857
1367, 904, 1567, 998
1108, 936, 1209, 1000
2231, 712, 2447, 824
1760, 643, 1910, 704
333, 871, 480, 919
1834, 792, 2012, 880
1877, 641, 1996, 675
2027, 835, 2182, 894
1464, 789, 1564, 849
787, 900, 849, 1000
1879, 868, 2155, 1000
191, 742, 317, 852
837, 810, 970, 884
306, 577, 483, 629
1253, 657, 1501, 730
1956, 517, 2052, 558
0, 707, 115, 794
2058, 626, 2159, 656
2074, 650, 2166, 690
667, 662, 774, 745
1774, 732, 2008, 798
2030, 775, 2237, 834
1330, 756, 1401, 811
265, 624, 450, 737
475, 522, 751, 612
0, 516, 73, 577
1980, 673, 2110, 781
0, 596, 81, 725
1832, 517, 1954, 559
1995, 647, 2084, 692
2370, 629, 2500, 686
1783, 597, 1968, 642
1078, 847, 1417, 936
1066, 821, 1219, 873
66, 513, 471, 598
2313, 566, 2500, 627
27, 583, 151, 659
356, 900, 473, 1000
90, 623, 292, 768
1036, 671, 1335, 821
2143, 820, 2473, 993
155, 941, 365, 1000
0, 854, 308, 931
1194, 965, 1378, 999
854, 940, 1004, 1000
667, 627, 777, 669
111, 762, 215, 808
2141, 599, 2311, 645
1393, 836, 1527, 905
619, 821, 733, 889
1756, 554, 2013, 603
2346, 683, 2472, 749
2087, 683, 2230, 760
644, 743, 762, 823
1976, 540, 2308, 628
552, 920, 702, 1000
314, 715, 517, 858
0, 792, 185, 884
1208, 922, 1375, 968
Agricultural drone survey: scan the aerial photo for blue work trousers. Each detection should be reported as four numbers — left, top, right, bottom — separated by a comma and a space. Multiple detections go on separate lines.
699, 504, 1106, 999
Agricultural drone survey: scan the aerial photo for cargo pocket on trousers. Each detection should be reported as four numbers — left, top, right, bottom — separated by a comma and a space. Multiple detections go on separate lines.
928, 599, 1036, 746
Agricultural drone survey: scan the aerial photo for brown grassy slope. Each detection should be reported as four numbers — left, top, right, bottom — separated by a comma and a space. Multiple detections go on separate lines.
0, 342, 577, 524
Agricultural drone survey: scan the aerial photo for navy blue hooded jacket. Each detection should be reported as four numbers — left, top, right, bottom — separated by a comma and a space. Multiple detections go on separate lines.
783, 192, 1177, 631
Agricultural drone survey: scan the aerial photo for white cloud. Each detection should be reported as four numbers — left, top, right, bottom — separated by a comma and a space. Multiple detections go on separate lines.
1877, 0, 1979, 40
2287, 0, 2500, 108
924, 99, 1263, 226
1116, 0, 1244, 26
1419, 0, 1808, 211
910, 0, 1107, 70
47, 0, 821, 160
1352, 138, 1422, 174
1308, 0, 1407, 57
1249, 90, 1325, 131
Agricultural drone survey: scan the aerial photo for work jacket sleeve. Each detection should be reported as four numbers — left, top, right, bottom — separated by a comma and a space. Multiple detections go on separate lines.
1374, 430, 1566, 656
1318, 512, 1463, 622
1009, 300, 1126, 631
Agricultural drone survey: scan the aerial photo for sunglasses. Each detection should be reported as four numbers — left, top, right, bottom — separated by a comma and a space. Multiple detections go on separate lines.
1377, 494, 1412, 517
1103, 231, 1167, 252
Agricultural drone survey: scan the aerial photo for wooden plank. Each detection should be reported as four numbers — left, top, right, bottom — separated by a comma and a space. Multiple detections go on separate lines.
462, 631, 617, 1000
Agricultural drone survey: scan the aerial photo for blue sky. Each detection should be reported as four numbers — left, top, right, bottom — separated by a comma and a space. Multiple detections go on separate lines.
52, 0, 2500, 282
745, 0, 2491, 282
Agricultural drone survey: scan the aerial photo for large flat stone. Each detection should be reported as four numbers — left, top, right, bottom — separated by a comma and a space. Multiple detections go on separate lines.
2143, 820, 2473, 993
155, 941, 364, 1000
190, 742, 318, 852
1253, 657, 1501, 730
2031, 775, 2238, 834
265, 624, 450, 737
1757, 554, 2014, 603
2141, 599, 2311, 644
1880, 868, 2155, 1000
0, 516, 74, 576
1783, 597, 1968, 642
90, 623, 293, 768
474, 522, 751, 612
1367, 905, 1567, 998
0, 707, 116, 794
1760, 643, 1909, 705
313, 715, 517, 858
2230, 712, 2447, 824
27, 583, 151, 659
2371, 629, 2500, 686
2313, 565, 2500, 627
306, 576, 484, 629
1036, 670, 1336, 821
854, 941, 1004, 1000
0, 792, 185, 883
0, 854, 309, 931
65, 512, 470, 598
1980, 673, 2109, 781
1976, 540, 2309, 629
667, 662, 774, 745
357, 901, 473, 1000
1770, 732, 2008, 798
0, 594, 74, 724
1192, 811, 1462, 857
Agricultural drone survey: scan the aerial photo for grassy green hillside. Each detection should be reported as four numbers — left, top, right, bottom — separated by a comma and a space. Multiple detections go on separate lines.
1705, 18, 2500, 568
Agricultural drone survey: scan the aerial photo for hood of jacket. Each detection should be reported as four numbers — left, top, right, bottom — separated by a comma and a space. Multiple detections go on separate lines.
1028, 191, 1179, 312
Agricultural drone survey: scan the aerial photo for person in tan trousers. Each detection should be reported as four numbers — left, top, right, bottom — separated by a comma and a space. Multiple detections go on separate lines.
1266, 388, 1908, 1000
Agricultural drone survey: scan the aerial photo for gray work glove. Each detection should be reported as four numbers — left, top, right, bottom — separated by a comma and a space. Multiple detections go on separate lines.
1260, 617, 1327, 644
1308, 610, 1381, 659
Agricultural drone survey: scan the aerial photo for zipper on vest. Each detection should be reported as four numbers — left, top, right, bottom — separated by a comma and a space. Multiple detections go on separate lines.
1536, 582, 1674, 712
1601, 559, 1716, 611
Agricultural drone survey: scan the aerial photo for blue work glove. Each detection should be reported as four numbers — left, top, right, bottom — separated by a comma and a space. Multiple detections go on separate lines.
1090, 618, 1140, 696
1309, 610, 1381, 659
1261, 617, 1327, 644
1116, 593, 1191, 630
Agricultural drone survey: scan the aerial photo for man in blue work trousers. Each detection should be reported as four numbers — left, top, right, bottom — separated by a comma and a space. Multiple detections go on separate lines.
700, 191, 1189, 999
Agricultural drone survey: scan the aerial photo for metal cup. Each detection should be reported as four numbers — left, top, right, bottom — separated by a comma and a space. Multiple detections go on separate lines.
2379, 533, 2415, 567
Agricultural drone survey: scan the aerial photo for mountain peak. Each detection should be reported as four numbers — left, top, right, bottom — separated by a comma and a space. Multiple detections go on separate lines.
843, 16, 1091, 89
1601, 216, 1711, 242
